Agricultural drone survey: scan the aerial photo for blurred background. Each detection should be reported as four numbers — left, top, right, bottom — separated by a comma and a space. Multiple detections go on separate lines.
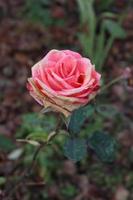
0, 0, 133, 199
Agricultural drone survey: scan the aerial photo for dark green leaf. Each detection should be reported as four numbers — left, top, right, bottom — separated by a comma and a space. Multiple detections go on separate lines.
64, 138, 87, 162
0, 135, 15, 151
99, 0, 114, 10
68, 105, 94, 135
104, 19, 127, 39
96, 104, 118, 118
17, 113, 57, 137
100, 12, 117, 19
27, 132, 48, 141
88, 131, 117, 162
0, 177, 6, 185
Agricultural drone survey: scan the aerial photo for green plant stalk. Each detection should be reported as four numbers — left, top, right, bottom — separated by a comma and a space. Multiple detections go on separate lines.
77, 0, 86, 23
98, 35, 114, 71
94, 23, 105, 69
100, 0, 114, 10
100, 75, 124, 93
5, 115, 63, 199
77, 0, 96, 59
99, 11, 127, 71
86, 0, 96, 58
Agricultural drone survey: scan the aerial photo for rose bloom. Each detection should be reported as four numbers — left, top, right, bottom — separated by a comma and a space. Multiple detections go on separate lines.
27, 50, 101, 116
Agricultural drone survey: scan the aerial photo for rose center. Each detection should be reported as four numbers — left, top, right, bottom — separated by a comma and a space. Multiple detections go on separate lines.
77, 74, 84, 84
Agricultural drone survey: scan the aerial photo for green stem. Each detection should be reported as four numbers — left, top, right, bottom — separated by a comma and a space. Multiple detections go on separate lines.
100, 75, 124, 93
77, 0, 96, 59
5, 115, 63, 199
99, 35, 114, 71
94, 23, 105, 68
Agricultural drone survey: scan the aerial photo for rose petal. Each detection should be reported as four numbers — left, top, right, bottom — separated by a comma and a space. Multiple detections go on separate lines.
63, 50, 82, 59
46, 73, 63, 91
45, 49, 65, 62
36, 78, 57, 96
77, 58, 94, 85
58, 85, 90, 96
51, 71, 73, 89
29, 91, 43, 105
55, 55, 77, 78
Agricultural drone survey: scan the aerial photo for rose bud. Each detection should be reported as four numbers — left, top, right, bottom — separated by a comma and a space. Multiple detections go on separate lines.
27, 50, 101, 117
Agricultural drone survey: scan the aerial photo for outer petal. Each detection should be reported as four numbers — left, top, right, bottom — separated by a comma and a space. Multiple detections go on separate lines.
45, 49, 66, 62
63, 50, 82, 59
76, 58, 94, 85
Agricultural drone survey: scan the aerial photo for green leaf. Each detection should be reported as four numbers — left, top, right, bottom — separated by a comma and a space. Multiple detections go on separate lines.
0, 177, 6, 185
100, 12, 118, 19
17, 113, 57, 138
77, 0, 96, 58
27, 131, 48, 141
94, 22, 105, 68
99, 0, 114, 10
96, 104, 118, 118
0, 135, 15, 151
104, 19, 126, 39
61, 185, 77, 198
68, 105, 94, 135
63, 138, 87, 162
82, 116, 104, 136
88, 131, 117, 162
24, 0, 53, 26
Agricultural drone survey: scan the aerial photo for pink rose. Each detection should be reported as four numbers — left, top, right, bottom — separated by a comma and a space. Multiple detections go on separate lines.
27, 50, 101, 116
